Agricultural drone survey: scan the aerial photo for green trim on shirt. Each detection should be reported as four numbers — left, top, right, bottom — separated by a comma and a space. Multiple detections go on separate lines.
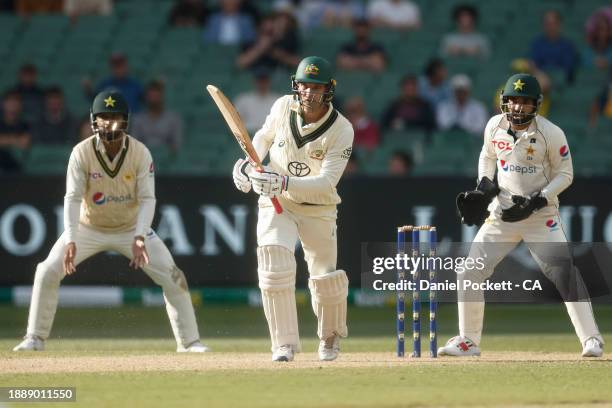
289, 109, 339, 148
92, 137, 130, 178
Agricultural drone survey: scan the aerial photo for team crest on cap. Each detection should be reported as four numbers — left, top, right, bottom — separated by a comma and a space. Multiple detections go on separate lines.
104, 96, 116, 107
513, 79, 525, 91
304, 64, 319, 76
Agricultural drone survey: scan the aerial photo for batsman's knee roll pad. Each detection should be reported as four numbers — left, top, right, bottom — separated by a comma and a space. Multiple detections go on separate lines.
309, 270, 349, 339
257, 245, 296, 290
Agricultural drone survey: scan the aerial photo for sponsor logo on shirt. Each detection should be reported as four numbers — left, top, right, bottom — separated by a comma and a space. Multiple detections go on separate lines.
149, 162, 155, 173
499, 160, 537, 174
559, 145, 569, 157
288, 161, 311, 177
546, 219, 559, 231
90, 172, 103, 180
341, 147, 352, 160
491, 139, 513, 151
92, 192, 133, 205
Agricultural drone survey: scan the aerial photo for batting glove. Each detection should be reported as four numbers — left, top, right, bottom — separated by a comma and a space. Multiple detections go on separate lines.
249, 169, 289, 198
232, 158, 252, 193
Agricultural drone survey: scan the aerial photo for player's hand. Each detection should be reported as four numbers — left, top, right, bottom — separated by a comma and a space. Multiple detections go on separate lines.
232, 158, 252, 193
249, 169, 289, 198
63, 242, 77, 275
130, 236, 149, 269
501, 192, 548, 223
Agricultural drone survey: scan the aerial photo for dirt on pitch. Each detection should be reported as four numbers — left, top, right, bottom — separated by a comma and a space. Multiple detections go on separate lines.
2, 352, 608, 374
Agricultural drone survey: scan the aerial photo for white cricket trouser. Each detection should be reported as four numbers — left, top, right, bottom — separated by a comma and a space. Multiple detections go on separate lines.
25, 224, 200, 348
458, 206, 603, 346
256, 199, 348, 351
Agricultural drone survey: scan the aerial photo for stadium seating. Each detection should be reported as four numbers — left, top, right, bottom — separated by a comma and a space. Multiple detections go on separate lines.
0, 0, 608, 177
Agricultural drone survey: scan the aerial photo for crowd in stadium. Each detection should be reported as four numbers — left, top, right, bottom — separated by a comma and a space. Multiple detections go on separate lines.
0, 0, 610, 176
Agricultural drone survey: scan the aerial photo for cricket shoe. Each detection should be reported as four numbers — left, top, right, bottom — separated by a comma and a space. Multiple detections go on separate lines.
437, 336, 481, 356
272, 344, 295, 362
177, 341, 211, 353
13, 335, 45, 351
318, 334, 340, 361
582, 337, 603, 358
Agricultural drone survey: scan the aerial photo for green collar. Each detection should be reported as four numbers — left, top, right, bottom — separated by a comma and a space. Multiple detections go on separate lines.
92, 137, 129, 178
290, 109, 338, 148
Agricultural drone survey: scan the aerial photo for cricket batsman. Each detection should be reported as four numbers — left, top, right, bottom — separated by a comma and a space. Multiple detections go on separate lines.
232, 56, 354, 361
13, 90, 208, 353
439, 73, 604, 358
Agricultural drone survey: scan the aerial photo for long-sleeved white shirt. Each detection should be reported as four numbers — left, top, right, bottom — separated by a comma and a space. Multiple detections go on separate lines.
478, 114, 573, 212
64, 134, 156, 243
252, 95, 354, 208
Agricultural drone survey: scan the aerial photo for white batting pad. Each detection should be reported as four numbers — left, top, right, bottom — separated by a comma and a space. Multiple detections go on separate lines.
309, 270, 349, 340
258, 245, 300, 352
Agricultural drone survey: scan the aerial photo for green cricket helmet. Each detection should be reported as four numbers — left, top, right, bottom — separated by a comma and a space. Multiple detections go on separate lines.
90, 89, 129, 141
500, 73, 542, 126
291, 56, 336, 104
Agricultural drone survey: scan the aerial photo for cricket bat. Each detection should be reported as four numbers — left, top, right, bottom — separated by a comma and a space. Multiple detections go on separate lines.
206, 84, 283, 214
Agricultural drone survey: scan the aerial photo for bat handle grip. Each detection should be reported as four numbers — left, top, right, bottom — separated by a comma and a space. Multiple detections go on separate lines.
271, 197, 283, 214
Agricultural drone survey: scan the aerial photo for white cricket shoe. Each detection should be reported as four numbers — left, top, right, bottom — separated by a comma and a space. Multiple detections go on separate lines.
13, 335, 45, 351
177, 341, 211, 353
318, 334, 340, 361
437, 336, 481, 357
272, 344, 295, 362
582, 337, 603, 358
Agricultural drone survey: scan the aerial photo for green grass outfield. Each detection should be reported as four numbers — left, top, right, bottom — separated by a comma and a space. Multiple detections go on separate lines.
1, 304, 611, 407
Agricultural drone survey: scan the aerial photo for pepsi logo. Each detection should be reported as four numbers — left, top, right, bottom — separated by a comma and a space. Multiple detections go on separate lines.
93, 192, 106, 205
559, 145, 569, 157
149, 162, 155, 173
500, 160, 509, 171
546, 219, 557, 228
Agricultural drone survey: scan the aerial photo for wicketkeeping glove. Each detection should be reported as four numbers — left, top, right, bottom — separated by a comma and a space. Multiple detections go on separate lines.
501, 192, 547, 223
232, 158, 252, 193
456, 177, 500, 226
249, 169, 289, 198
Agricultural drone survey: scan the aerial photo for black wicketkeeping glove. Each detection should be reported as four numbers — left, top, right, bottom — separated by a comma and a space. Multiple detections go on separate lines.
456, 177, 500, 226
500, 192, 548, 223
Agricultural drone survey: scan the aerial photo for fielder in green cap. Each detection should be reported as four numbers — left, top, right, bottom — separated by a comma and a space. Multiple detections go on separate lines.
442, 73, 604, 358
13, 89, 209, 354
232, 56, 354, 362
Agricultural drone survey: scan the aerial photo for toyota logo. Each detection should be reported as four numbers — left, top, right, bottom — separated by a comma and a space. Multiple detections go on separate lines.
288, 161, 311, 177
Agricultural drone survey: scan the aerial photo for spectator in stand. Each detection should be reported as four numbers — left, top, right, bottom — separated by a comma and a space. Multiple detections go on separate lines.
418, 58, 451, 110
336, 18, 387, 73
9, 64, 45, 123
64, 0, 112, 20
77, 116, 92, 141
15, 0, 62, 15
0, 91, 30, 173
168, 0, 209, 27
321, 0, 366, 28
367, 0, 420, 31
381, 74, 435, 134
237, 11, 301, 72
85, 53, 144, 113
529, 10, 578, 84
234, 69, 281, 134
131, 80, 183, 154
589, 81, 612, 128
32, 87, 77, 145
344, 95, 380, 151
436, 74, 487, 136
583, 11, 612, 72
388, 150, 413, 176
203, 0, 256, 46
440, 4, 490, 59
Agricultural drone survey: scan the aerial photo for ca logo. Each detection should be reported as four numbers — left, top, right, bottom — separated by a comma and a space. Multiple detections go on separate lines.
288, 161, 311, 177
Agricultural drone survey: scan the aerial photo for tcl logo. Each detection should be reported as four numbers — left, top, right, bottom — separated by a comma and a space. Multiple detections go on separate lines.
491, 140, 512, 151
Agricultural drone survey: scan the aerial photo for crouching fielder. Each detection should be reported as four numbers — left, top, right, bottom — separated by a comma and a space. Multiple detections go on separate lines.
232, 56, 354, 362
441, 74, 604, 358
13, 90, 208, 353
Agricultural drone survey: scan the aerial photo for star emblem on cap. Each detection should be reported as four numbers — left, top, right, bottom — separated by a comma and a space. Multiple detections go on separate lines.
104, 96, 116, 107
513, 79, 525, 91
